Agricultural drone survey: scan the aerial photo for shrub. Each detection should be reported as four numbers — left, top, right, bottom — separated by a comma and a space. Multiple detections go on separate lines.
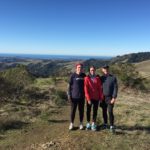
50, 88, 67, 106
110, 63, 148, 91
0, 65, 35, 101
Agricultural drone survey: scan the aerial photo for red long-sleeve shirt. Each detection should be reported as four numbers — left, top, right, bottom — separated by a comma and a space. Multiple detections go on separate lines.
84, 75, 103, 102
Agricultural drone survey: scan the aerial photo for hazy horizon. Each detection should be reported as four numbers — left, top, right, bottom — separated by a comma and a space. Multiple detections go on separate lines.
0, 53, 114, 61
0, 51, 149, 58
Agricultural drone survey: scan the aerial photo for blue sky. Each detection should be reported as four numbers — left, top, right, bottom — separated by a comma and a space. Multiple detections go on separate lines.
0, 0, 150, 56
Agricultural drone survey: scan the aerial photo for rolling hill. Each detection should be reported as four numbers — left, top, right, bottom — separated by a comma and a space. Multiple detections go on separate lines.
111, 52, 150, 64
134, 60, 150, 79
0, 52, 150, 77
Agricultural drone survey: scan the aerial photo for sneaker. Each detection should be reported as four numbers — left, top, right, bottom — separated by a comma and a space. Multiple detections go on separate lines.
86, 123, 91, 130
91, 122, 97, 131
79, 123, 84, 130
110, 126, 115, 133
103, 124, 108, 129
69, 123, 74, 130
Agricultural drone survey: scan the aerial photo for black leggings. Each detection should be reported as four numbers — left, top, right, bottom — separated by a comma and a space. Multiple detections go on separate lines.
70, 98, 85, 123
101, 100, 114, 126
87, 100, 99, 123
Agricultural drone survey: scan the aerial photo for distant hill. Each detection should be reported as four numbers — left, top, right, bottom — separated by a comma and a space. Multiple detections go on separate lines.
0, 57, 110, 77
135, 60, 150, 79
111, 52, 150, 64
83, 59, 110, 72
27, 60, 72, 77
0, 52, 150, 77
0, 57, 73, 77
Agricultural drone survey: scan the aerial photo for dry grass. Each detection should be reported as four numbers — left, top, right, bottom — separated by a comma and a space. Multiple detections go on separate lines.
135, 60, 150, 79
0, 79, 150, 150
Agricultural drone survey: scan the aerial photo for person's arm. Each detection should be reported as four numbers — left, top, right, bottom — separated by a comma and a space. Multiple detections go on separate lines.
84, 77, 91, 103
98, 77, 104, 101
67, 74, 73, 101
112, 77, 118, 98
111, 77, 118, 104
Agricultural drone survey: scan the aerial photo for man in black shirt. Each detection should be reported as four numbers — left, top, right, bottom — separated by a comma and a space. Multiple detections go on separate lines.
100, 65, 118, 133
68, 63, 86, 130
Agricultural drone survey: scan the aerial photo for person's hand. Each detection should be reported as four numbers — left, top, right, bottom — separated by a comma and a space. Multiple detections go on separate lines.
68, 95, 72, 103
110, 98, 115, 104
101, 95, 104, 101
99, 100, 103, 107
88, 100, 91, 105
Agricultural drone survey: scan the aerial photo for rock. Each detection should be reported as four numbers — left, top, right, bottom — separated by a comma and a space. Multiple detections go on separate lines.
40, 141, 56, 149
0, 112, 9, 116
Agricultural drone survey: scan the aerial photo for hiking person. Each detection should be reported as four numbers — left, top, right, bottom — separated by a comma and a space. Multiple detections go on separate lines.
68, 63, 86, 130
84, 66, 103, 131
100, 65, 118, 133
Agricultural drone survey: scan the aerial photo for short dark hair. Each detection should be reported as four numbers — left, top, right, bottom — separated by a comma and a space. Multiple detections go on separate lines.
102, 64, 109, 69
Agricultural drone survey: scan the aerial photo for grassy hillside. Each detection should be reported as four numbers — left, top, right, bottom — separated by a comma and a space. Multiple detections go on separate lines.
0, 54, 150, 149
135, 60, 150, 79
111, 52, 150, 64
0, 58, 77, 77
0, 65, 35, 102
0, 79, 150, 150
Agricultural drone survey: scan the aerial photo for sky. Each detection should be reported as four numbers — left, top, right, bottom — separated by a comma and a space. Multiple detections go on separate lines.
0, 0, 150, 56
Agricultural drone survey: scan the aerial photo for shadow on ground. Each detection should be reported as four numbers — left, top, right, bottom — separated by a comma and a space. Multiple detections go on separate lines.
116, 125, 150, 132
96, 124, 150, 135
0, 120, 29, 131
48, 119, 68, 124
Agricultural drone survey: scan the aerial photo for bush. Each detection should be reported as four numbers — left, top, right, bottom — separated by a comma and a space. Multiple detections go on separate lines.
110, 63, 148, 91
0, 65, 35, 101
24, 86, 49, 101
50, 88, 67, 106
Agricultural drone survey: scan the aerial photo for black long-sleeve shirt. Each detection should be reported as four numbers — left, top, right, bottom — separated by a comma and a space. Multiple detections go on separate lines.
68, 72, 86, 99
101, 74, 118, 98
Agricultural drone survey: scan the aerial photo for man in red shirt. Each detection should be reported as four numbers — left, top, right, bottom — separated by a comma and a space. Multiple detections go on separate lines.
84, 66, 103, 131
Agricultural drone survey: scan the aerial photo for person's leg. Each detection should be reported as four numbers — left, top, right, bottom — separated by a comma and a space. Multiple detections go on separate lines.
78, 99, 85, 123
108, 104, 114, 126
86, 101, 92, 130
91, 100, 99, 131
86, 101, 92, 123
92, 100, 99, 122
70, 100, 78, 123
101, 101, 108, 125
69, 99, 78, 130
78, 99, 85, 129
